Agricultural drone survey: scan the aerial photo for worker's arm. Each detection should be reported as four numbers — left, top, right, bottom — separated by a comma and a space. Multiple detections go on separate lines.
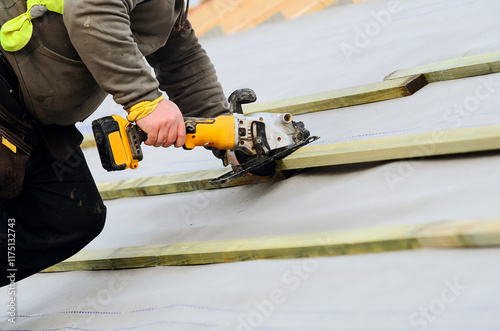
63, 0, 224, 147
145, 27, 229, 118
138, 25, 229, 147
63, 0, 163, 108
136, 25, 229, 148
63, 0, 189, 147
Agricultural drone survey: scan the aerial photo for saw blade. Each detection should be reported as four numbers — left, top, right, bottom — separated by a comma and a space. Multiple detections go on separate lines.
209, 136, 319, 185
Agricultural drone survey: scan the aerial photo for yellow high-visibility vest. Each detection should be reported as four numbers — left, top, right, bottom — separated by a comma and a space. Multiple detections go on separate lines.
0, 0, 64, 52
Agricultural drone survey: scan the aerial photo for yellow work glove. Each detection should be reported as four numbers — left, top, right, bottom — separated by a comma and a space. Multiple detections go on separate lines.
0, 0, 63, 52
126, 96, 165, 122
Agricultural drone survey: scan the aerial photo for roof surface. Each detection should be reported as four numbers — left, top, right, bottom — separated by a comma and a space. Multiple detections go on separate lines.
2, 0, 500, 330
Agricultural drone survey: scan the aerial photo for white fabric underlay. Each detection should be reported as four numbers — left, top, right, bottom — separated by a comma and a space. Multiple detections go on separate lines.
3, 0, 500, 329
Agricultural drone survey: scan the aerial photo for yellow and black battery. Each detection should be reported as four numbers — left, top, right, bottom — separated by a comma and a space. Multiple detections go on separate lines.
92, 115, 146, 171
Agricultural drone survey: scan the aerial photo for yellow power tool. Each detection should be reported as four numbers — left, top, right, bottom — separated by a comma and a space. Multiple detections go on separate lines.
92, 89, 318, 184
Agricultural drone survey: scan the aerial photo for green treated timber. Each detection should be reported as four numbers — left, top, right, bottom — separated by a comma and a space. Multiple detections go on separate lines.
80, 75, 426, 149
97, 168, 284, 200
243, 74, 427, 115
80, 133, 95, 149
278, 124, 500, 170
385, 51, 500, 82
42, 219, 500, 272
96, 124, 500, 200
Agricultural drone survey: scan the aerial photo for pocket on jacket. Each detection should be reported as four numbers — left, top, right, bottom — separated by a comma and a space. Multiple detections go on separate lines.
17, 44, 107, 126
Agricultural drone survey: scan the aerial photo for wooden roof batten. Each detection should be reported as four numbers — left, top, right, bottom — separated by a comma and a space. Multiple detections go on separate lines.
43, 219, 500, 273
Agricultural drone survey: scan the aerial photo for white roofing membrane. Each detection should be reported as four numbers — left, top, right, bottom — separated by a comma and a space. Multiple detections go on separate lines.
2, 0, 500, 329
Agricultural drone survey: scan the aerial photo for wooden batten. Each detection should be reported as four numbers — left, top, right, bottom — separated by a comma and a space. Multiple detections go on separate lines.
278, 124, 500, 170
96, 124, 500, 200
97, 168, 284, 200
243, 75, 427, 115
385, 51, 500, 82
80, 133, 96, 149
43, 219, 500, 273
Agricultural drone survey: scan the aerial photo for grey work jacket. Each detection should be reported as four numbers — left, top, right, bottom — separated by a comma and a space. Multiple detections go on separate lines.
0, 0, 227, 125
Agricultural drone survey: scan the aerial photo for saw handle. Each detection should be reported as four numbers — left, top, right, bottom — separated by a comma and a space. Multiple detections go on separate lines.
228, 88, 256, 114
183, 115, 236, 150
131, 115, 237, 151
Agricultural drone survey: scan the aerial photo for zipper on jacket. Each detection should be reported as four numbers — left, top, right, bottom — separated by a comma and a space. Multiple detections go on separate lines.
0, 51, 20, 101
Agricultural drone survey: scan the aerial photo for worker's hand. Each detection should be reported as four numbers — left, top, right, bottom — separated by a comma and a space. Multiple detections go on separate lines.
136, 99, 186, 148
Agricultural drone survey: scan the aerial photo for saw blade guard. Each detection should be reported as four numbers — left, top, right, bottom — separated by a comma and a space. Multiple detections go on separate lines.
233, 112, 307, 156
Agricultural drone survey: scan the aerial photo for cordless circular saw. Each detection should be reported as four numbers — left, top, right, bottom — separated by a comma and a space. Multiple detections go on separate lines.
92, 88, 319, 185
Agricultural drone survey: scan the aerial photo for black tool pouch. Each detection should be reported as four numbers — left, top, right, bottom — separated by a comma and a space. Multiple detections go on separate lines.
0, 51, 33, 199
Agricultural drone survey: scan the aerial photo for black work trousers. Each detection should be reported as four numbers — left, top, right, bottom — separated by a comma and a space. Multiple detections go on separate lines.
0, 130, 106, 287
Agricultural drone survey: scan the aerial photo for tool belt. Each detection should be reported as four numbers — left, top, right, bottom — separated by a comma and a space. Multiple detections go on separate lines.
0, 50, 33, 199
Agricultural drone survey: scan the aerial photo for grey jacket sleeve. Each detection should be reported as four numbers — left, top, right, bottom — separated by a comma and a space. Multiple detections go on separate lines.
63, 0, 162, 109
146, 28, 229, 118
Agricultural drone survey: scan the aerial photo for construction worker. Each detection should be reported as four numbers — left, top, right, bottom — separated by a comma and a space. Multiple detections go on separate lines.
0, 0, 228, 287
